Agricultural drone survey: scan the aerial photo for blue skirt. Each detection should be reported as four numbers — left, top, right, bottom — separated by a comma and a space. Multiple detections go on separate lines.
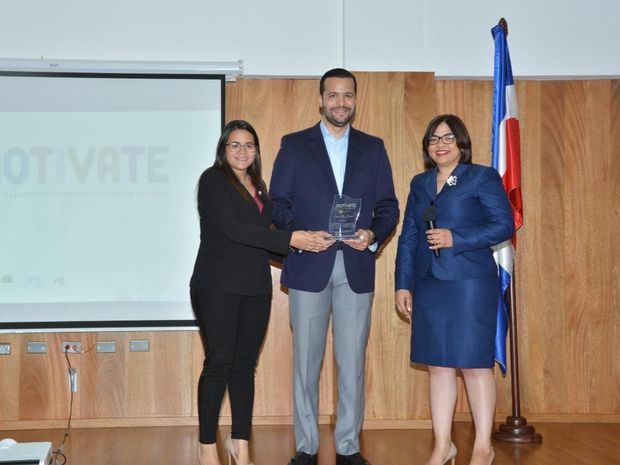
411, 276, 499, 368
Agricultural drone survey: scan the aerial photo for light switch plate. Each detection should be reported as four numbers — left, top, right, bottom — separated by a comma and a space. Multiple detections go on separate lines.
27, 342, 47, 354
130, 339, 149, 352
96, 341, 116, 353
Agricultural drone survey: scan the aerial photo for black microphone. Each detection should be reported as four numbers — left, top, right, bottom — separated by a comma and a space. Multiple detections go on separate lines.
423, 204, 440, 258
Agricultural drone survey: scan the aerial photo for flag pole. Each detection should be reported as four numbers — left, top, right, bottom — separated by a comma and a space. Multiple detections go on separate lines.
493, 262, 542, 442
492, 18, 542, 443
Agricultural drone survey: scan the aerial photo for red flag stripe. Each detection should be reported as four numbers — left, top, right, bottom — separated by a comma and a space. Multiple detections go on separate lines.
504, 117, 523, 230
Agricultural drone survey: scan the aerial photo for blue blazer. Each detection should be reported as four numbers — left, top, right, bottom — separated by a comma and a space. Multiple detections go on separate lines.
270, 123, 399, 293
395, 163, 515, 291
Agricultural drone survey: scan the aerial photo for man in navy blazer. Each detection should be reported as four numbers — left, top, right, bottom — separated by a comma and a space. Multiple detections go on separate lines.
270, 68, 398, 465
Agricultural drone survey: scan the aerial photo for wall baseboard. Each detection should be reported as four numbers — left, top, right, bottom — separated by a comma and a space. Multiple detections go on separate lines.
2, 413, 618, 432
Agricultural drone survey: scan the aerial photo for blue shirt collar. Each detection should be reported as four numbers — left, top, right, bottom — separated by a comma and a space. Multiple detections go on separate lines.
320, 120, 350, 141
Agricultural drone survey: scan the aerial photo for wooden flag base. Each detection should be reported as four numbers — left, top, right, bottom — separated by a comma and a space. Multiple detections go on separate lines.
493, 416, 543, 443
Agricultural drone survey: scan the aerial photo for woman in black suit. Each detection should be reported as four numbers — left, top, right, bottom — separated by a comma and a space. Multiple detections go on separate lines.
190, 120, 324, 465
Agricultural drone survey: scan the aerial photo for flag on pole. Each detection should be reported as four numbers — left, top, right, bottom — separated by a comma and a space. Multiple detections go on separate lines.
491, 21, 523, 375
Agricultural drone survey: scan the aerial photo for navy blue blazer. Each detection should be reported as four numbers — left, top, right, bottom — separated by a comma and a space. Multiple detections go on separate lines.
190, 167, 292, 296
270, 123, 399, 293
395, 163, 515, 291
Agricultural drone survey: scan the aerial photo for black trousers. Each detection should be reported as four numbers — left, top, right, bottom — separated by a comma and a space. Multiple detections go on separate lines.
191, 289, 271, 444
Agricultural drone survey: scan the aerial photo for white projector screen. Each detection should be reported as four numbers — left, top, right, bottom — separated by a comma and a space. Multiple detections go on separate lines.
0, 71, 224, 330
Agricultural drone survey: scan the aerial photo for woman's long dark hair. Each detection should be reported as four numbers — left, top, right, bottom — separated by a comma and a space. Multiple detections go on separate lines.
422, 114, 473, 170
213, 119, 267, 201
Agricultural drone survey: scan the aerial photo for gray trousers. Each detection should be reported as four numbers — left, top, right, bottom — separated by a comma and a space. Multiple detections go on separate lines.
289, 251, 373, 455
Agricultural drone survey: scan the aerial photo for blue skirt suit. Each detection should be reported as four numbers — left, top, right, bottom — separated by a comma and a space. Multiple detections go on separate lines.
395, 163, 515, 368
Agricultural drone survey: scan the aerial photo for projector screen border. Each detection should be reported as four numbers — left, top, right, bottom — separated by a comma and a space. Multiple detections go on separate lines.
0, 68, 226, 331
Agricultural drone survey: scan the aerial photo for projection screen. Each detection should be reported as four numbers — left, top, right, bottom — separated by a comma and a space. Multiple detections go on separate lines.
0, 68, 225, 330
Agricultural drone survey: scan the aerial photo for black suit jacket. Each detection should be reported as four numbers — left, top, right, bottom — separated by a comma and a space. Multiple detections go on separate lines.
189, 167, 292, 295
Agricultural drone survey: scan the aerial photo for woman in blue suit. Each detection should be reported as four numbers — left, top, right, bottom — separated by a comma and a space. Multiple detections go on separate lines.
395, 115, 514, 465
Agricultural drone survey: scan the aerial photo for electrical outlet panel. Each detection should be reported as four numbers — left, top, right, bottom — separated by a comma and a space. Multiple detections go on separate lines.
61, 342, 82, 354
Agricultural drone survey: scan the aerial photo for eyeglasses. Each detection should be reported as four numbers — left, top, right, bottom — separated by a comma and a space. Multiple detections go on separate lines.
227, 142, 257, 153
428, 134, 456, 145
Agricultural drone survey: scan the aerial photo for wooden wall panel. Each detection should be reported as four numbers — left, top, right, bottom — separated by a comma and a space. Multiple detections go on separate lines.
514, 80, 620, 417
359, 72, 437, 422
0, 332, 198, 425
563, 81, 590, 415
0, 334, 20, 421
20, 333, 69, 421
1, 73, 619, 430
611, 80, 620, 415
516, 80, 555, 413
86, 335, 126, 419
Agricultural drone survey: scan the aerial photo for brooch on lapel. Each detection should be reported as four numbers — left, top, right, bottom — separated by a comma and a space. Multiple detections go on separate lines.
447, 175, 458, 186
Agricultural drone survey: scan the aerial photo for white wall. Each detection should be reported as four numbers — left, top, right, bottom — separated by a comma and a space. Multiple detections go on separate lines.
1, 0, 618, 77
345, 0, 620, 77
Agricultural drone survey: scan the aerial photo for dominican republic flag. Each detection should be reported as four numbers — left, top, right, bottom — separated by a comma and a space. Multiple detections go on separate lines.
491, 23, 523, 375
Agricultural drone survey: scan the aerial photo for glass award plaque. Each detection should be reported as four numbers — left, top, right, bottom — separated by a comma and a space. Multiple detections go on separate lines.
328, 194, 361, 240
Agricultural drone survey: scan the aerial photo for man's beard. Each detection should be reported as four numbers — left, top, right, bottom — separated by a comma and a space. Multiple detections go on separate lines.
324, 106, 355, 127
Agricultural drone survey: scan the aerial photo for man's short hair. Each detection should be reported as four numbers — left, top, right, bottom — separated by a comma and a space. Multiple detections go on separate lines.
319, 68, 357, 95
